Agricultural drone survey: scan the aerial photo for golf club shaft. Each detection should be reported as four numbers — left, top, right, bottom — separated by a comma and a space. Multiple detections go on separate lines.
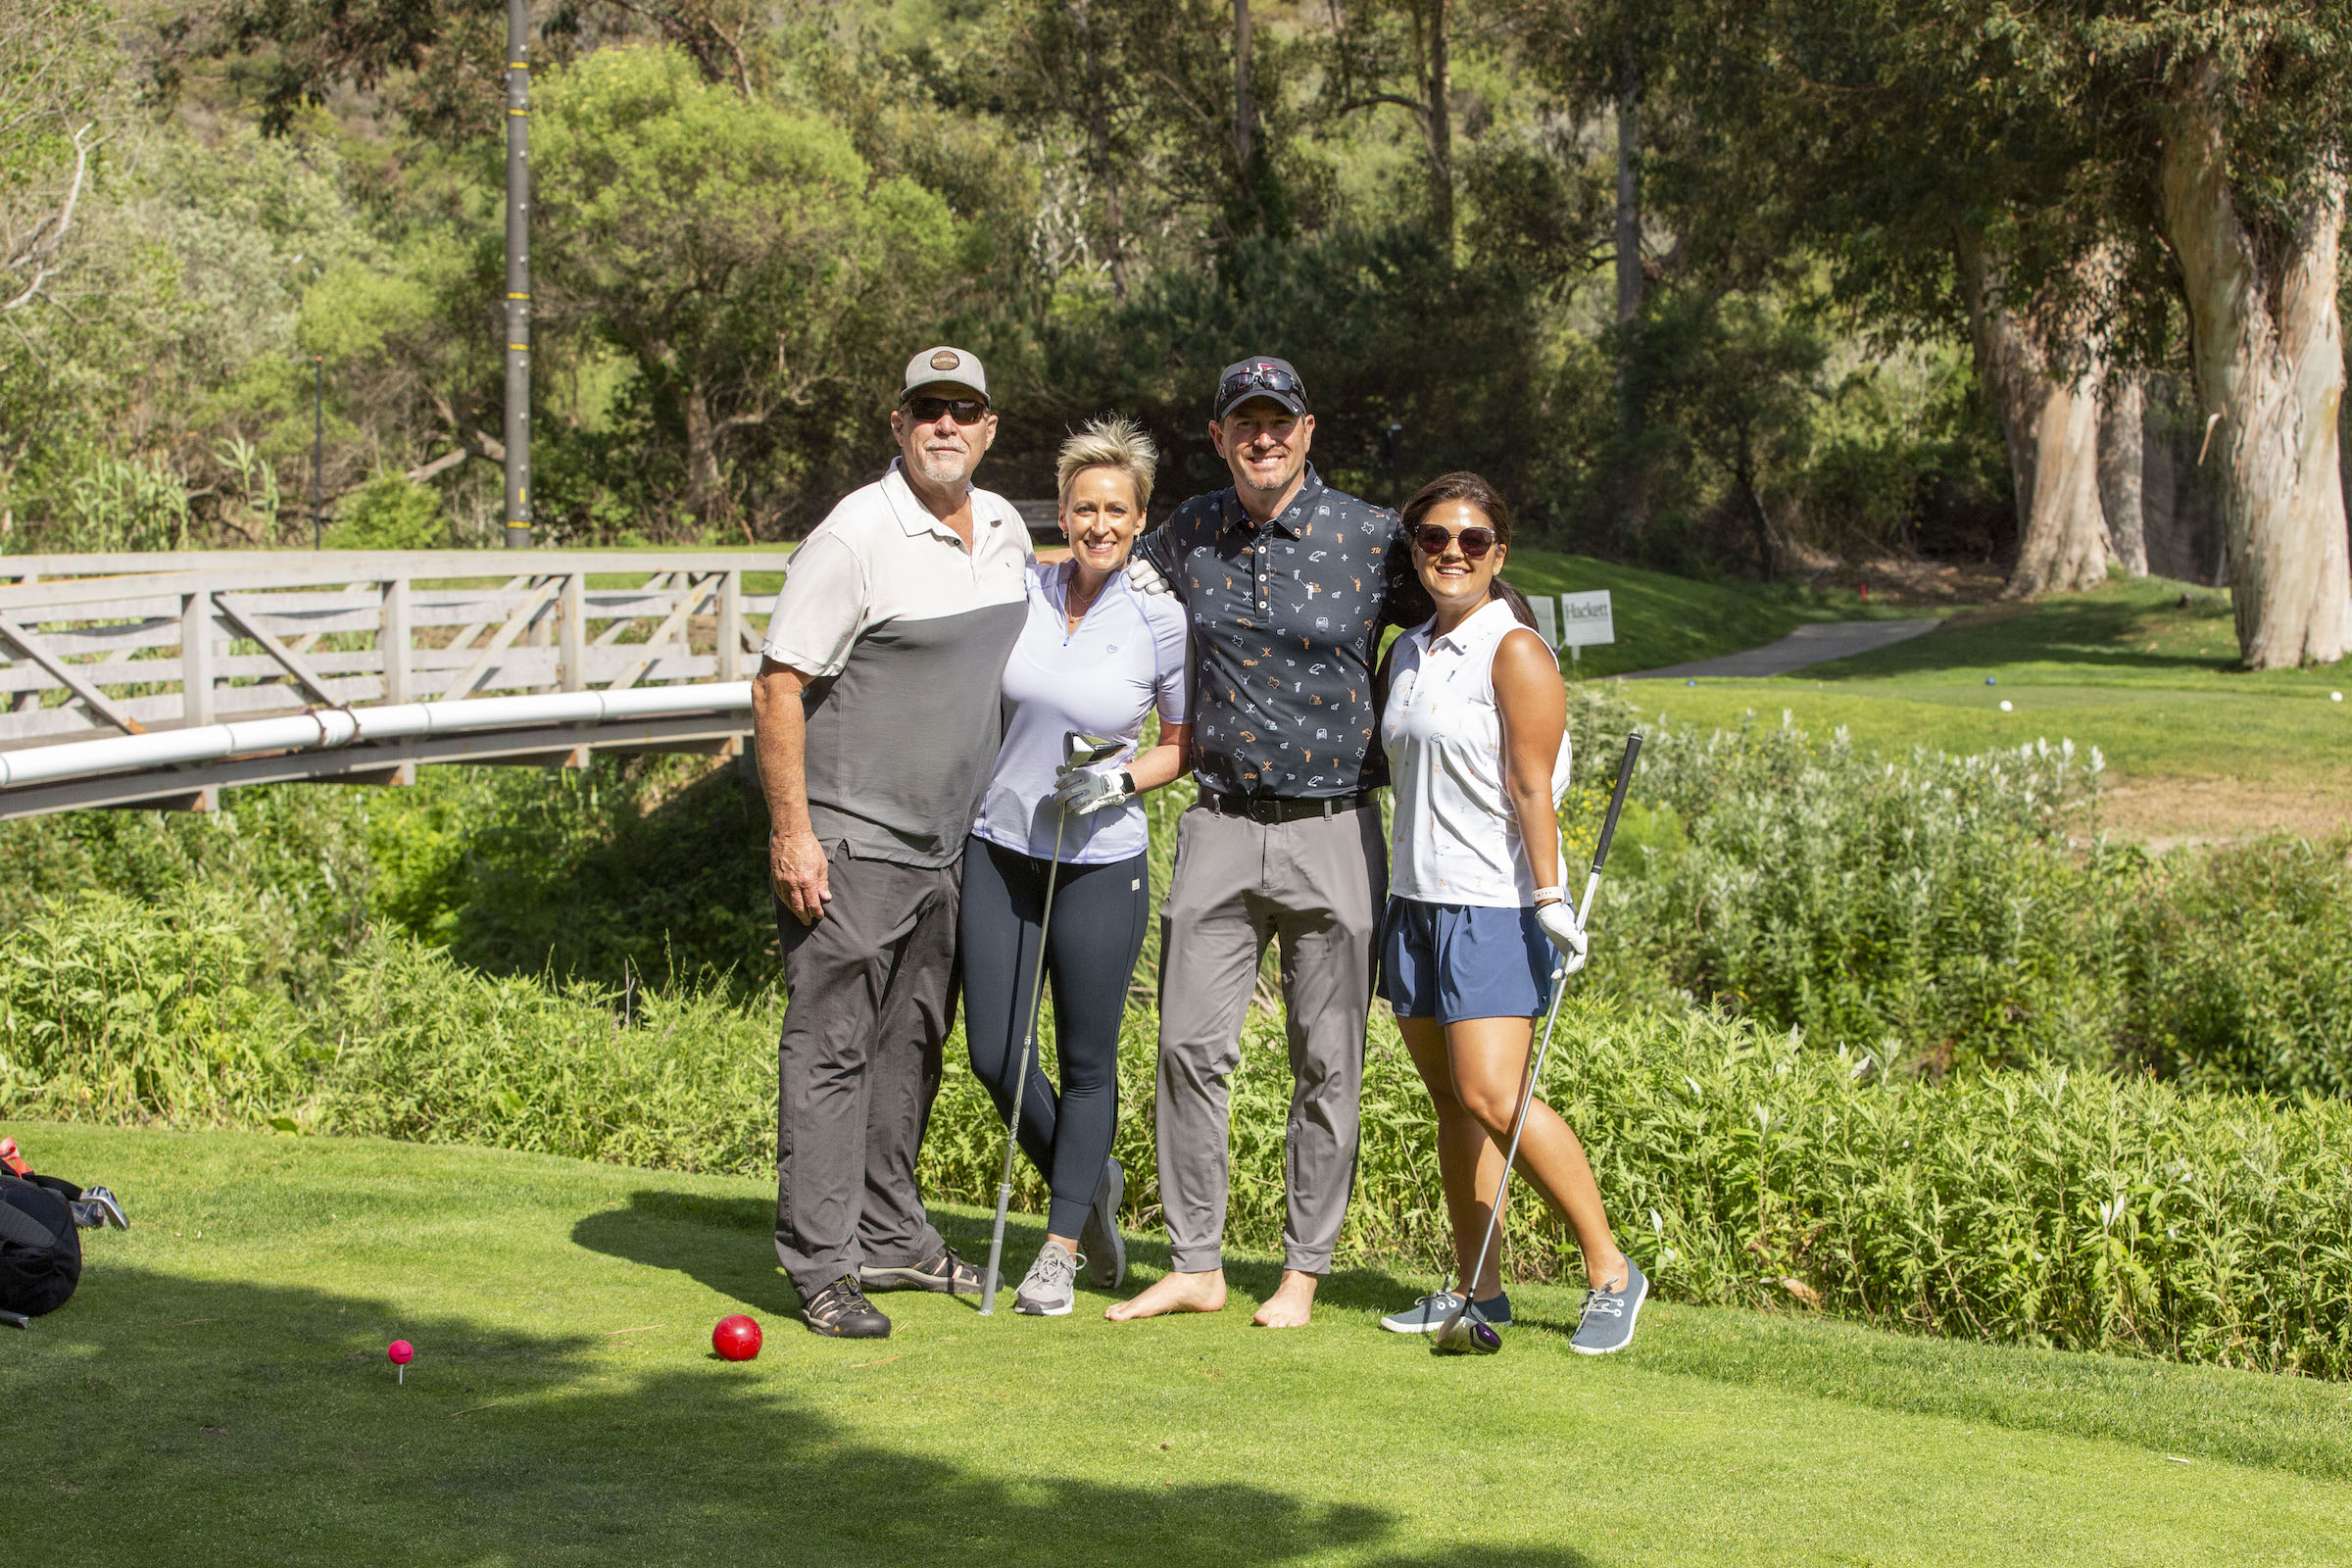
978, 808, 1068, 1314
1454, 731, 1643, 1302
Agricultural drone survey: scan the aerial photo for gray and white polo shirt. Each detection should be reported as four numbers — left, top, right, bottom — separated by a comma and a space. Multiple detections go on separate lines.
761, 459, 1032, 866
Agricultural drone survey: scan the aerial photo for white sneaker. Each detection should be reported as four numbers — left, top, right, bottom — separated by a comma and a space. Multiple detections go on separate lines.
1014, 1240, 1080, 1317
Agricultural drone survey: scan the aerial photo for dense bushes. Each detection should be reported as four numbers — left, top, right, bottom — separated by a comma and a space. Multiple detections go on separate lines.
6, 893, 2348, 1376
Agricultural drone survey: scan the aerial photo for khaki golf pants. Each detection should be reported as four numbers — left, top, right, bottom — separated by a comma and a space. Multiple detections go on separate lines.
1154, 802, 1384, 1275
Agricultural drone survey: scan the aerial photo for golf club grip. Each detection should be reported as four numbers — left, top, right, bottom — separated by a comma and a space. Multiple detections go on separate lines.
1588, 733, 1642, 877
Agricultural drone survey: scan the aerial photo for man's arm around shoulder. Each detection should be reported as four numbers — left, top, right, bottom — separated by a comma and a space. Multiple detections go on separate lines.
753, 658, 831, 926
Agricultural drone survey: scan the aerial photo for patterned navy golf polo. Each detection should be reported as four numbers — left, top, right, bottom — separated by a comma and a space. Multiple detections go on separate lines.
1135, 465, 1432, 800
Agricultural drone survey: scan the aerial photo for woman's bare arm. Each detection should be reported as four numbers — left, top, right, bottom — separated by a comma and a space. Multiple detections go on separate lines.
1126, 721, 1191, 793
1492, 627, 1567, 893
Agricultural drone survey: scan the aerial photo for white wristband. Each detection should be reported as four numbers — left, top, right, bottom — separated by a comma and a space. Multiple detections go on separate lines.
1533, 886, 1565, 906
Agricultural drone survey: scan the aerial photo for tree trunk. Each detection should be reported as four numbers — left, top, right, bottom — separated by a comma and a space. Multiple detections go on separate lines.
683, 381, 722, 519
1420, 0, 1452, 248
2098, 372, 2148, 576
2158, 66, 2352, 667
1611, 34, 1645, 545
1232, 0, 1255, 207
1075, 0, 1128, 300
1955, 230, 2113, 598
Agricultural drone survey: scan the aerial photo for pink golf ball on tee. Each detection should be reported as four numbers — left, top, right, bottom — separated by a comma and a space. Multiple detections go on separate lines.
387, 1340, 415, 1382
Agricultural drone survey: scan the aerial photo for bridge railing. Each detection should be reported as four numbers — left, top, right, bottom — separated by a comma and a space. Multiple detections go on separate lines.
0, 550, 785, 746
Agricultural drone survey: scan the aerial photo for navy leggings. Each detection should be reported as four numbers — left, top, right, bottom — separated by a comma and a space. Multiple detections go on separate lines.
958, 835, 1150, 1239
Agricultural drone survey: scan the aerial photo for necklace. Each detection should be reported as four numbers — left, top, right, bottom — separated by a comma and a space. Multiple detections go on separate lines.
1062, 564, 1105, 637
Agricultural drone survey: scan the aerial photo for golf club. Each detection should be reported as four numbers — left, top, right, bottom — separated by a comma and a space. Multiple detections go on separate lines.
1434, 730, 1643, 1355
978, 730, 1128, 1315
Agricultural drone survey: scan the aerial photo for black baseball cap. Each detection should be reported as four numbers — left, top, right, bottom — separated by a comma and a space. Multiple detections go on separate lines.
1211, 357, 1307, 420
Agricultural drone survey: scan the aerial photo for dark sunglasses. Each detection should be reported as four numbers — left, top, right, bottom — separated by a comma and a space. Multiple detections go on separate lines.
902, 394, 990, 425
1215, 365, 1303, 410
1409, 523, 1497, 562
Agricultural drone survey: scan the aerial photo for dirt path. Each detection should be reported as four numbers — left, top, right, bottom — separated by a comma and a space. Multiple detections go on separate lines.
1628, 618, 1944, 679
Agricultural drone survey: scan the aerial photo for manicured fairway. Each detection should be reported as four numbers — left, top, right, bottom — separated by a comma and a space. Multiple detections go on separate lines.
1627, 577, 2352, 838
9, 1123, 2349, 1566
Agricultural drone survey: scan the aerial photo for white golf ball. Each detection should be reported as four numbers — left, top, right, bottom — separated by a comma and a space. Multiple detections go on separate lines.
2334, 691, 2345, 702
1998, 700, 2013, 711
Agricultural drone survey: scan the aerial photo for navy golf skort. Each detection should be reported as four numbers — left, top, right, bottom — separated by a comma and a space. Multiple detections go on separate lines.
1377, 897, 1555, 1023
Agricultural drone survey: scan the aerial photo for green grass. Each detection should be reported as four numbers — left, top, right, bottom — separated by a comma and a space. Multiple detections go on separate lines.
1639, 575, 2352, 786
15, 1122, 2351, 1566
1501, 547, 1912, 679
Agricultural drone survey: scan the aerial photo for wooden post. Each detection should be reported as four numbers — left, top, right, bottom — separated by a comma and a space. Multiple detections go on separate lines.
716, 569, 743, 681
181, 589, 216, 726
561, 571, 586, 691
381, 577, 413, 705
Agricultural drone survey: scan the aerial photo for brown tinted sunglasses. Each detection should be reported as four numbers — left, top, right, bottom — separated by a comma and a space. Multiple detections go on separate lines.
1409, 523, 1497, 562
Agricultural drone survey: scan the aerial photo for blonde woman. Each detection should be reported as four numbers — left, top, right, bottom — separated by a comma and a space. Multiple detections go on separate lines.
962, 416, 1192, 1316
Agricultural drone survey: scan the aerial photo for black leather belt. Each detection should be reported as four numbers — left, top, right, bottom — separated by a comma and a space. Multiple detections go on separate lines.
1199, 789, 1377, 824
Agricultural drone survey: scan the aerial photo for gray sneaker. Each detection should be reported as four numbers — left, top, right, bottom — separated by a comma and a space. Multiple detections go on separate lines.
1014, 1240, 1080, 1316
1381, 1289, 1510, 1335
1570, 1257, 1647, 1355
1079, 1156, 1126, 1289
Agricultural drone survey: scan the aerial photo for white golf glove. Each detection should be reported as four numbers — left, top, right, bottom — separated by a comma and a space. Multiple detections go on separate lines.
1054, 764, 1132, 817
1535, 892, 1588, 975
1125, 556, 1172, 596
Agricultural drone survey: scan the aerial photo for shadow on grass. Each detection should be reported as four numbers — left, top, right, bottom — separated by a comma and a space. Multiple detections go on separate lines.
573, 1190, 1437, 1324
13, 1264, 1598, 1568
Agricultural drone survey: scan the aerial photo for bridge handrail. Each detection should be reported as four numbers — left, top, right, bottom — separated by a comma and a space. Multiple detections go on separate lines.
0, 550, 787, 753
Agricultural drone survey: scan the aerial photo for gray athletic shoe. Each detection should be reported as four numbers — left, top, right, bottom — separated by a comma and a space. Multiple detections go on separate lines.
1079, 1156, 1126, 1289
1381, 1289, 1510, 1335
1014, 1240, 1080, 1317
1570, 1257, 1647, 1355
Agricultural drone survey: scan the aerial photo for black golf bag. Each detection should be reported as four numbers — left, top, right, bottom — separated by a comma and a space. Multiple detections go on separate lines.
0, 1170, 83, 1318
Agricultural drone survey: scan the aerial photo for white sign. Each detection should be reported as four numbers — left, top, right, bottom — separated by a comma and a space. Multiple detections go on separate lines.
1557, 590, 1615, 649
1527, 596, 1559, 650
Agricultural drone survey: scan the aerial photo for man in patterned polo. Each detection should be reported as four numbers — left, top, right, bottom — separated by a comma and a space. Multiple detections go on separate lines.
1107, 356, 1431, 1327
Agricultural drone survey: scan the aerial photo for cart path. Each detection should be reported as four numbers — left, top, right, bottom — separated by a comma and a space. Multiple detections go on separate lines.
1627, 617, 1944, 679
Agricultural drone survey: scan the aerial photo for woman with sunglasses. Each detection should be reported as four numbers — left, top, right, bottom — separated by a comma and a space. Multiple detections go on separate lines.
961, 416, 1192, 1317
1373, 471, 1646, 1355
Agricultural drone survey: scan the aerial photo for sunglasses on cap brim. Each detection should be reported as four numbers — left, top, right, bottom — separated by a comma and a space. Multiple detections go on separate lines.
1215, 366, 1304, 412
901, 394, 991, 425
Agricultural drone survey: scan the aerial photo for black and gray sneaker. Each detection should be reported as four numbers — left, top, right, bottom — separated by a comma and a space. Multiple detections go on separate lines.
1079, 1156, 1126, 1289
1381, 1289, 1510, 1335
1569, 1257, 1647, 1355
1014, 1240, 1081, 1316
803, 1275, 891, 1339
860, 1247, 986, 1296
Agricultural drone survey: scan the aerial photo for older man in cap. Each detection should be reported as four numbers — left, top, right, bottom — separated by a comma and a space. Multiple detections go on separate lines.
752, 346, 1031, 1338
1108, 356, 1431, 1328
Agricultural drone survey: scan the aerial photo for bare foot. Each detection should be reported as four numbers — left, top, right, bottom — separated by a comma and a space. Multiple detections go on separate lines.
1250, 1268, 1320, 1328
1105, 1268, 1227, 1321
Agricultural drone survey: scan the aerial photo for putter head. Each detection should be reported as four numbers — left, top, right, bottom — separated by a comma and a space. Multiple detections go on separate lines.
1431, 1301, 1503, 1356
1063, 730, 1125, 769
0, 1308, 27, 1330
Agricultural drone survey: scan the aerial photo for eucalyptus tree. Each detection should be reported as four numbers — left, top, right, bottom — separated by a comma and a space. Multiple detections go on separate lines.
531, 45, 959, 530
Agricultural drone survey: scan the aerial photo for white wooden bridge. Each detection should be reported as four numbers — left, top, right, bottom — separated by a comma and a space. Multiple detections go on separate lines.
0, 550, 785, 818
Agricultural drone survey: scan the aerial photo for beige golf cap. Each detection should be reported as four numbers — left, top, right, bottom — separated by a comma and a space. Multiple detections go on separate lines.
902, 345, 989, 404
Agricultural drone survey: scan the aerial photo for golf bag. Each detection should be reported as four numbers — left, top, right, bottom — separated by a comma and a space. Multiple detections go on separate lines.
0, 1170, 83, 1318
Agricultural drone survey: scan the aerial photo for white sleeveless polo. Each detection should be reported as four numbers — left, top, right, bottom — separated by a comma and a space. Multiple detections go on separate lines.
1381, 597, 1571, 908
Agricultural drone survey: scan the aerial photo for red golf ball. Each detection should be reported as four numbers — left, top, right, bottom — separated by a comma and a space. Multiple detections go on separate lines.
711, 1314, 761, 1362
387, 1340, 415, 1367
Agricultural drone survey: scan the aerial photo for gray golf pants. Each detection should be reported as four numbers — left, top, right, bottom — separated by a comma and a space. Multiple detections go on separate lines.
1154, 802, 1385, 1275
773, 846, 956, 1298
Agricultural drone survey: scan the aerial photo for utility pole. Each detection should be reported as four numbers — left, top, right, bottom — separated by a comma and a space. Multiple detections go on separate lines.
312, 354, 324, 550
503, 0, 532, 549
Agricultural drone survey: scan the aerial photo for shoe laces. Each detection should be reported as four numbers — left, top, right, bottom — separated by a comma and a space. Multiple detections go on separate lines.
1026, 1245, 1077, 1294
1579, 1288, 1625, 1321
814, 1275, 871, 1318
